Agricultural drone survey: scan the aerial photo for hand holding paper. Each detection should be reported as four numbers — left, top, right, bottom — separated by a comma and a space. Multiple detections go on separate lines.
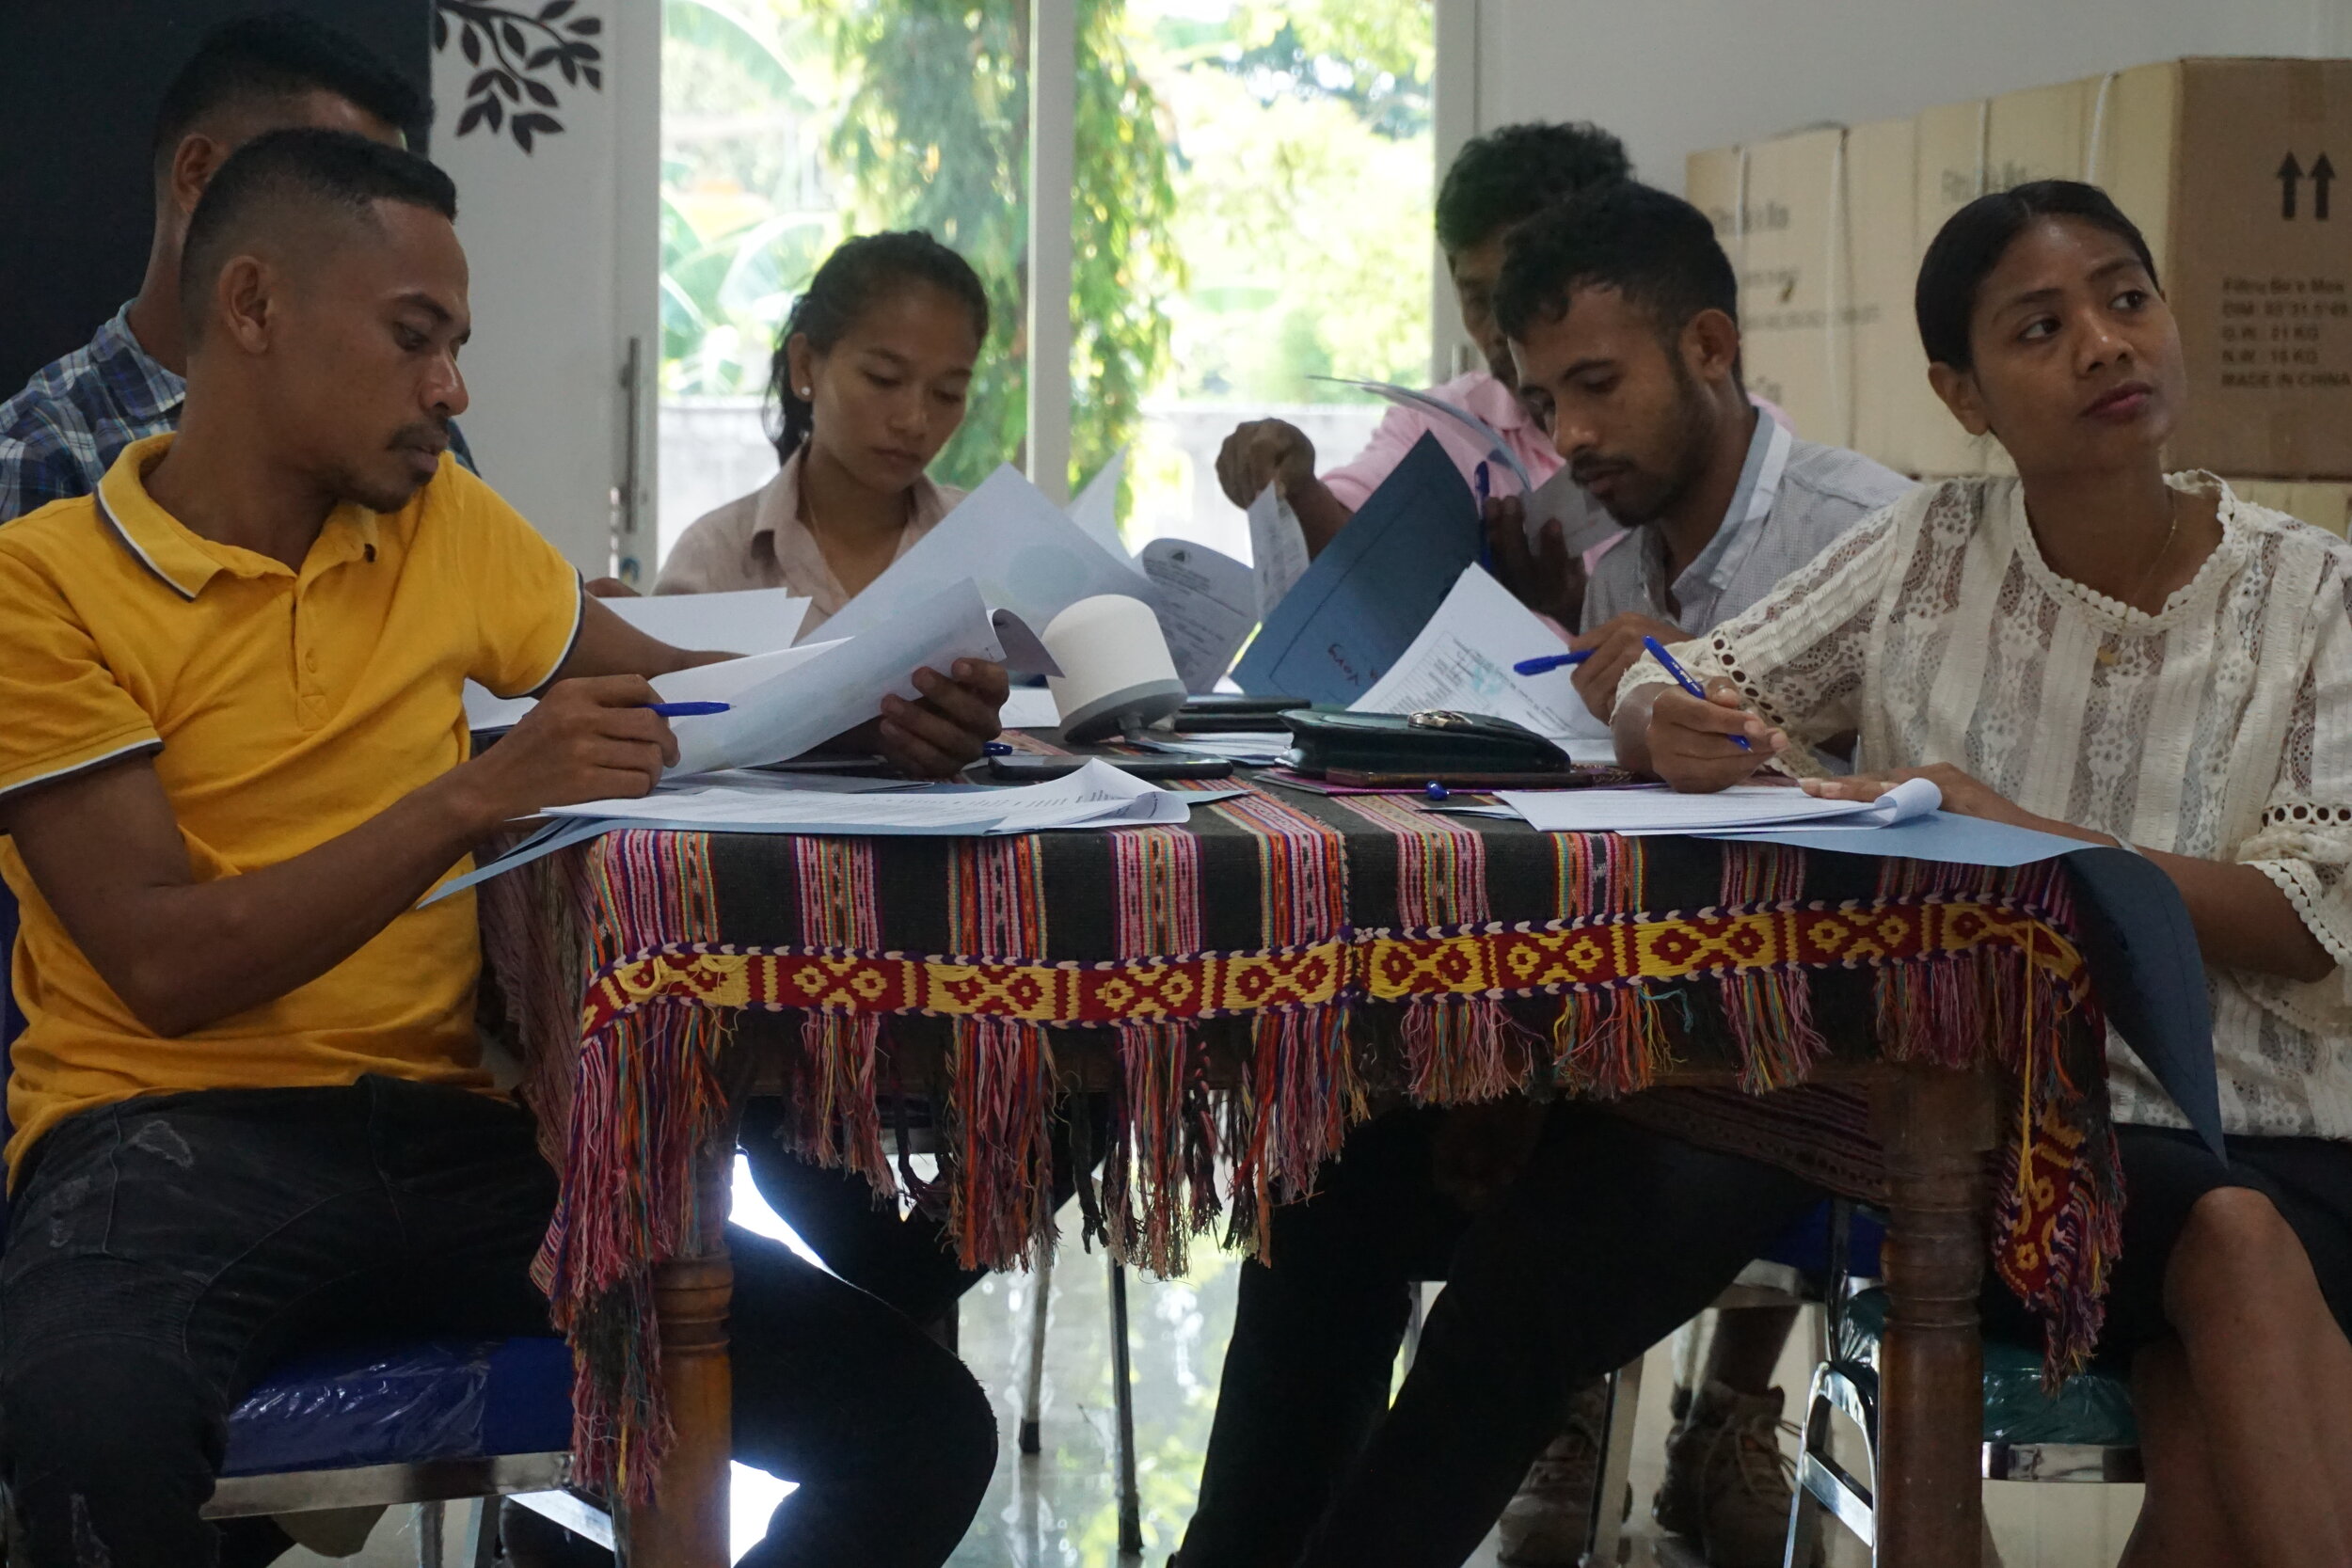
1246, 482, 1311, 620
1139, 537, 1257, 691
663, 579, 1053, 775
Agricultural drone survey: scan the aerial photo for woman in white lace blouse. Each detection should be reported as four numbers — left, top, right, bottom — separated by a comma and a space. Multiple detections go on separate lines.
1620, 182, 2352, 1567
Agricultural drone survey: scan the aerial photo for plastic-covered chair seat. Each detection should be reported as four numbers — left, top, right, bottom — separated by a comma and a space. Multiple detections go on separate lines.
222, 1337, 574, 1477
1836, 1287, 2139, 1448
1760, 1202, 1885, 1283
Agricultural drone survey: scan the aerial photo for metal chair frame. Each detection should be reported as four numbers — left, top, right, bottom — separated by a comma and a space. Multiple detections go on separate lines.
1782, 1203, 2144, 1567
192, 1452, 612, 1567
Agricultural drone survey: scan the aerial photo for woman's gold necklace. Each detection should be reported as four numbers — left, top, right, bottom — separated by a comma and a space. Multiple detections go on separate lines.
2095, 491, 2185, 666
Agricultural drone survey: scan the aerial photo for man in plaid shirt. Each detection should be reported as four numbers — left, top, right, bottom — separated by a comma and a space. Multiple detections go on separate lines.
0, 13, 469, 528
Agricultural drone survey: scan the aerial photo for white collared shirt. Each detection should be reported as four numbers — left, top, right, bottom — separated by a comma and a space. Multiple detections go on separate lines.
653, 446, 966, 633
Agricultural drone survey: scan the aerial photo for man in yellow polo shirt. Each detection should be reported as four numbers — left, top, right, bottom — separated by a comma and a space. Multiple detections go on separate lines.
0, 130, 1001, 1568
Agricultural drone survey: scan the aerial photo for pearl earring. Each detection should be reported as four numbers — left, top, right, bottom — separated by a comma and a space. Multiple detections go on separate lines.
799, 387, 812, 397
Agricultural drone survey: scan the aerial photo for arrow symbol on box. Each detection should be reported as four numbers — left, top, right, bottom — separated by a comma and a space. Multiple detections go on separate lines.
2280, 152, 2304, 219
2316, 153, 2336, 220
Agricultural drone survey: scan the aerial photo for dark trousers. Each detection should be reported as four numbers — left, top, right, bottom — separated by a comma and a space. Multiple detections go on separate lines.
1177, 1107, 1473, 1568
1288, 1105, 1825, 1568
735, 1093, 1104, 1330
1174, 1101, 1823, 1568
738, 1098, 985, 1329
0, 1077, 994, 1568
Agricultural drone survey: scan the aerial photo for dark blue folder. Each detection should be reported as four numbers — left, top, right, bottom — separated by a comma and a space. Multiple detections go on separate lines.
1233, 434, 1479, 705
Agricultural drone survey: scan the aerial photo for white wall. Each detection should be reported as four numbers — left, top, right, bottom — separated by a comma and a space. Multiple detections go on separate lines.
1465, 0, 2352, 194
430, 0, 660, 579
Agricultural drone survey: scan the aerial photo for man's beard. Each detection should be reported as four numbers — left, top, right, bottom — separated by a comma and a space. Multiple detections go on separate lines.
1597, 361, 1716, 529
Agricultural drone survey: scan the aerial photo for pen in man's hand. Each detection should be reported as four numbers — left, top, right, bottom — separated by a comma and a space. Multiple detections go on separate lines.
1476, 460, 1495, 574
1513, 650, 1592, 675
645, 701, 731, 718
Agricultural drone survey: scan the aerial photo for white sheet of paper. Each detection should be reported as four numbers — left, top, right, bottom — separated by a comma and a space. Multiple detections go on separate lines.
1246, 483, 1311, 619
1138, 537, 1257, 692
1067, 448, 1136, 566
1000, 686, 1064, 730
461, 592, 815, 733
546, 758, 1185, 833
1349, 565, 1613, 745
1496, 778, 1942, 835
667, 580, 1025, 776
1148, 732, 1294, 765
604, 588, 809, 656
1318, 377, 1534, 495
421, 762, 1197, 905
812, 465, 1150, 645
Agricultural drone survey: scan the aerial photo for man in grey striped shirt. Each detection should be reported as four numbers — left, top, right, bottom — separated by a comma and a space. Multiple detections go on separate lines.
1496, 183, 1912, 730
1479, 182, 1911, 1567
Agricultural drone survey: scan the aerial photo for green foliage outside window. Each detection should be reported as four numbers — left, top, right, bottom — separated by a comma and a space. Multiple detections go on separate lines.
660, 0, 1433, 510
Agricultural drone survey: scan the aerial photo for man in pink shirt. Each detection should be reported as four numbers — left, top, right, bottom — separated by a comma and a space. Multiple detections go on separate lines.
1212, 122, 1627, 557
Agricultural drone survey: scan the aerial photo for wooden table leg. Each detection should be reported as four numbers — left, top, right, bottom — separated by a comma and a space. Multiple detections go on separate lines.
620, 1150, 735, 1568
1871, 1063, 1996, 1568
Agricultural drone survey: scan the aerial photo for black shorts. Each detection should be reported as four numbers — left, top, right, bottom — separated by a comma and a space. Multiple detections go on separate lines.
1985, 1123, 2352, 1368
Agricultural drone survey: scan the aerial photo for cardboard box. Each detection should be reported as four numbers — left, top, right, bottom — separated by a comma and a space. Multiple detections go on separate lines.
1901, 81, 2122, 475
2229, 479, 2352, 535
1845, 116, 1953, 473
1700, 58, 2352, 478
1691, 122, 1922, 455
2104, 60, 2352, 477
1899, 60, 2352, 477
1692, 127, 1850, 445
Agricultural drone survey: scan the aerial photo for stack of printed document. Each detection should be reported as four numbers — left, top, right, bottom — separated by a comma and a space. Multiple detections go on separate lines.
1136, 732, 1296, 766
425, 760, 1208, 903
1350, 564, 1617, 764
1493, 778, 1941, 835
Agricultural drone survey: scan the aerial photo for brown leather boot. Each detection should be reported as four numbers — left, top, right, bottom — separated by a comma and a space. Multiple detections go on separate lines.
1495, 1376, 1613, 1565
1657, 1380, 1816, 1568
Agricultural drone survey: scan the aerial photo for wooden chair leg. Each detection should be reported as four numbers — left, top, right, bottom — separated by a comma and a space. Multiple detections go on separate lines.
1109, 1256, 1143, 1556
1022, 1243, 1056, 1455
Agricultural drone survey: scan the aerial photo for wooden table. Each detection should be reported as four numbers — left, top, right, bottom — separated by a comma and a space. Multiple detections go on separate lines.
482, 776, 2122, 1568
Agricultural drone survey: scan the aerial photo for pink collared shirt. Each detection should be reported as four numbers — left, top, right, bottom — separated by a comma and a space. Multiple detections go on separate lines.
653, 446, 966, 634
1319, 371, 1564, 510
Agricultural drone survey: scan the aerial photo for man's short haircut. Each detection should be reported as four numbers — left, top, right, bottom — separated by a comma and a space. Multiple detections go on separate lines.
153, 9, 427, 165
1434, 121, 1632, 258
1494, 182, 1740, 350
179, 128, 458, 342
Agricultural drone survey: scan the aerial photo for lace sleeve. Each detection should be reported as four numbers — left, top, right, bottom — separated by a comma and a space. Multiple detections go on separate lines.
1613, 490, 1917, 757
2239, 562, 2352, 1003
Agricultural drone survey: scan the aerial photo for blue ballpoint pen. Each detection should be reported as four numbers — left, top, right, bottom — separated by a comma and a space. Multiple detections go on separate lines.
645, 701, 731, 718
1475, 460, 1495, 573
1640, 636, 1749, 752
1512, 650, 1593, 676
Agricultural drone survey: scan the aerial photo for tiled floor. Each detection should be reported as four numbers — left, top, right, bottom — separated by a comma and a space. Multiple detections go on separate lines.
290, 1166, 2140, 1567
